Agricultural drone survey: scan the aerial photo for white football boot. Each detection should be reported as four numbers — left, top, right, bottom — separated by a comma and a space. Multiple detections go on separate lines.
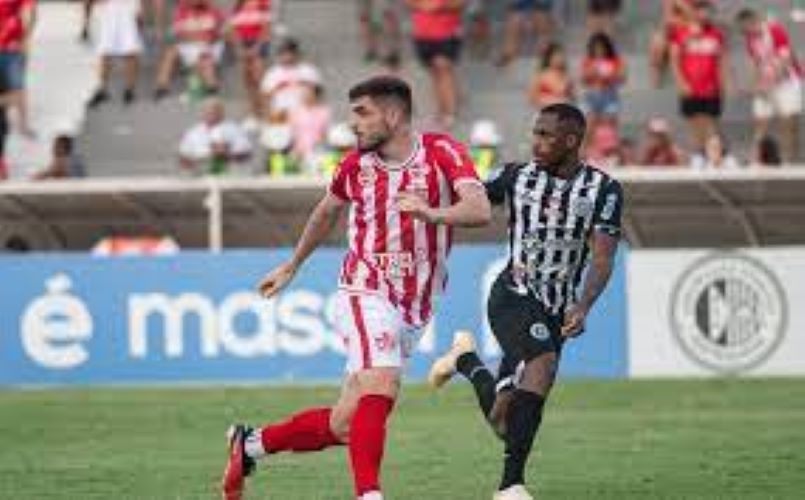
493, 484, 534, 500
427, 330, 477, 388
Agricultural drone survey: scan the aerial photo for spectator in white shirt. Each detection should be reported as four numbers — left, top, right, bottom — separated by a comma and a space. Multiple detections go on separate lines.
260, 38, 321, 121
690, 133, 741, 170
179, 97, 252, 175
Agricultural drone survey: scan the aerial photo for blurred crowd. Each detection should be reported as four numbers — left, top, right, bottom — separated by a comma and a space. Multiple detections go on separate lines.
0, 0, 803, 181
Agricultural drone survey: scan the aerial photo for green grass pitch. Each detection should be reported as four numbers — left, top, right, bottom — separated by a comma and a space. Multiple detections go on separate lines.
1, 379, 804, 499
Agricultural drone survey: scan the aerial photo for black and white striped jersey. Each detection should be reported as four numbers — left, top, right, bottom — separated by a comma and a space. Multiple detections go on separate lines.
485, 161, 624, 315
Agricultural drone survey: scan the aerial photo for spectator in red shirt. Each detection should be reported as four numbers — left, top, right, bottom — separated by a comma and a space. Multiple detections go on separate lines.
228, 0, 272, 124
670, 0, 730, 152
639, 118, 686, 167
154, 0, 224, 99
406, 0, 465, 129
496, 0, 555, 68
528, 42, 573, 109
581, 32, 626, 130
649, 0, 696, 88
0, 0, 36, 137
737, 8, 802, 163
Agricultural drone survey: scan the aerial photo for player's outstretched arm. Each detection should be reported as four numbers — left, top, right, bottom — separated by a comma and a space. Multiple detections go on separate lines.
396, 183, 491, 227
258, 193, 346, 298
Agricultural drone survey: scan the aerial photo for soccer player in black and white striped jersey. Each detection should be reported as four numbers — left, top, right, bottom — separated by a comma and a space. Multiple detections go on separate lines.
429, 103, 624, 500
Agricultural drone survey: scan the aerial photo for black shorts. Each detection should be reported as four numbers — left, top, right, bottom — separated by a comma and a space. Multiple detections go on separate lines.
589, 0, 621, 14
680, 96, 722, 118
487, 272, 565, 390
413, 37, 462, 67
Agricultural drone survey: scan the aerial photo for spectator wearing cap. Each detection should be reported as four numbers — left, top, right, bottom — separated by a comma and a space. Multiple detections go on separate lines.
0, 0, 36, 137
670, 0, 730, 152
639, 118, 686, 167
260, 37, 321, 122
84, 0, 145, 108
736, 8, 802, 163
178, 97, 253, 175
154, 0, 225, 100
468, 119, 501, 179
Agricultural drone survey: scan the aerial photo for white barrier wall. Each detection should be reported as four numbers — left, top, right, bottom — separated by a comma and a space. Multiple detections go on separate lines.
628, 248, 805, 377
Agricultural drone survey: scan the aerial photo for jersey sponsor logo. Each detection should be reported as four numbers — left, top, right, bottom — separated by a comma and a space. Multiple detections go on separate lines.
529, 322, 551, 342
372, 252, 415, 279
670, 253, 787, 374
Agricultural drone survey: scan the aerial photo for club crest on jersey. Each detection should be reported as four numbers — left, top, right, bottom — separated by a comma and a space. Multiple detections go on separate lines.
357, 162, 377, 186
542, 195, 564, 218
572, 197, 594, 218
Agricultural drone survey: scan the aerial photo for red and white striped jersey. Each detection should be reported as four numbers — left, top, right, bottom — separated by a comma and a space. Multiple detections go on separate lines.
329, 133, 481, 327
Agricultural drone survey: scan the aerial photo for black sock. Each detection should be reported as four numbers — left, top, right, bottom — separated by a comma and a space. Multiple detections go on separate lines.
456, 352, 496, 418
500, 389, 545, 490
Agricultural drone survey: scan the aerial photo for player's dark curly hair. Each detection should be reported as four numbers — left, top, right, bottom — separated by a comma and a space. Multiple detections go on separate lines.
541, 103, 587, 137
348, 76, 413, 118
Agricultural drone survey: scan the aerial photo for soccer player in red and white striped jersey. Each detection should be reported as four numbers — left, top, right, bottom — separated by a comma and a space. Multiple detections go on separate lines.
221, 75, 491, 500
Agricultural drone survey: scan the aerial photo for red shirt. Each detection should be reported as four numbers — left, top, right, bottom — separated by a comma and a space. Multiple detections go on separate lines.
329, 133, 480, 327
673, 23, 725, 98
410, 2, 462, 41
173, 2, 224, 43
582, 56, 624, 88
745, 20, 802, 86
0, 0, 34, 52
230, 0, 271, 43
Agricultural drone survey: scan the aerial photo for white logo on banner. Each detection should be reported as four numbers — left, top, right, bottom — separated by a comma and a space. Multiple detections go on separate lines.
670, 253, 787, 373
21, 274, 94, 369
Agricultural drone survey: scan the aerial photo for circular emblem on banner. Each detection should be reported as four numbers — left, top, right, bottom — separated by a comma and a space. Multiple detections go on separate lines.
669, 253, 787, 374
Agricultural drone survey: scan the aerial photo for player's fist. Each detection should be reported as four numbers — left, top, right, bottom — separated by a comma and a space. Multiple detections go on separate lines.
258, 261, 297, 298
396, 191, 434, 223
561, 304, 589, 338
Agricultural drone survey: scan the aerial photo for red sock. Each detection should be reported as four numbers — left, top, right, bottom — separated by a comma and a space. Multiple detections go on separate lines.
261, 407, 342, 453
349, 394, 395, 496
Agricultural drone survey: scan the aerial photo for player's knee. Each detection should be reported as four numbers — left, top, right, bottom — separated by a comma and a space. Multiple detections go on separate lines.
520, 352, 558, 392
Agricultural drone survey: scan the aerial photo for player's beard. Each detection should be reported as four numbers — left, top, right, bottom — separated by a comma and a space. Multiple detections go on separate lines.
357, 127, 391, 153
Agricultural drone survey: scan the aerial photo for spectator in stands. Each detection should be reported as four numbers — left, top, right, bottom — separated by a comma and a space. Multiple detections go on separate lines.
84, 0, 144, 108
406, 0, 465, 129
581, 32, 626, 130
690, 133, 740, 170
528, 42, 573, 109
31, 135, 86, 179
615, 136, 638, 167
670, 0, 729, 153
178, 97, 253, 175
154, 0, 224, 100
496, 0, 555, 68
260, 37, 321, 122
228, 0, 273, 128
357, 0, 402, 69
755, 135, 782, 167
650, 0, 696, 88
0, 0, 36, 137
584, 120, 620, 168
639, 117, 686, 167
289, 84, 331, 172
736, 8, 802, 163
587, 0, 621, 36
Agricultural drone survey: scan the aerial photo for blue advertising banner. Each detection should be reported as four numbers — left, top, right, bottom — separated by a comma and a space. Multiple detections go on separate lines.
0, 246, 626, 386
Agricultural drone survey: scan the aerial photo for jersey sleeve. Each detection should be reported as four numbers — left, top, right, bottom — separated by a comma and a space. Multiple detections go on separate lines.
592, 178, 624, 238
432, 136, 482, 192
328, 153, 358, 201
484, 163, 520, 206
